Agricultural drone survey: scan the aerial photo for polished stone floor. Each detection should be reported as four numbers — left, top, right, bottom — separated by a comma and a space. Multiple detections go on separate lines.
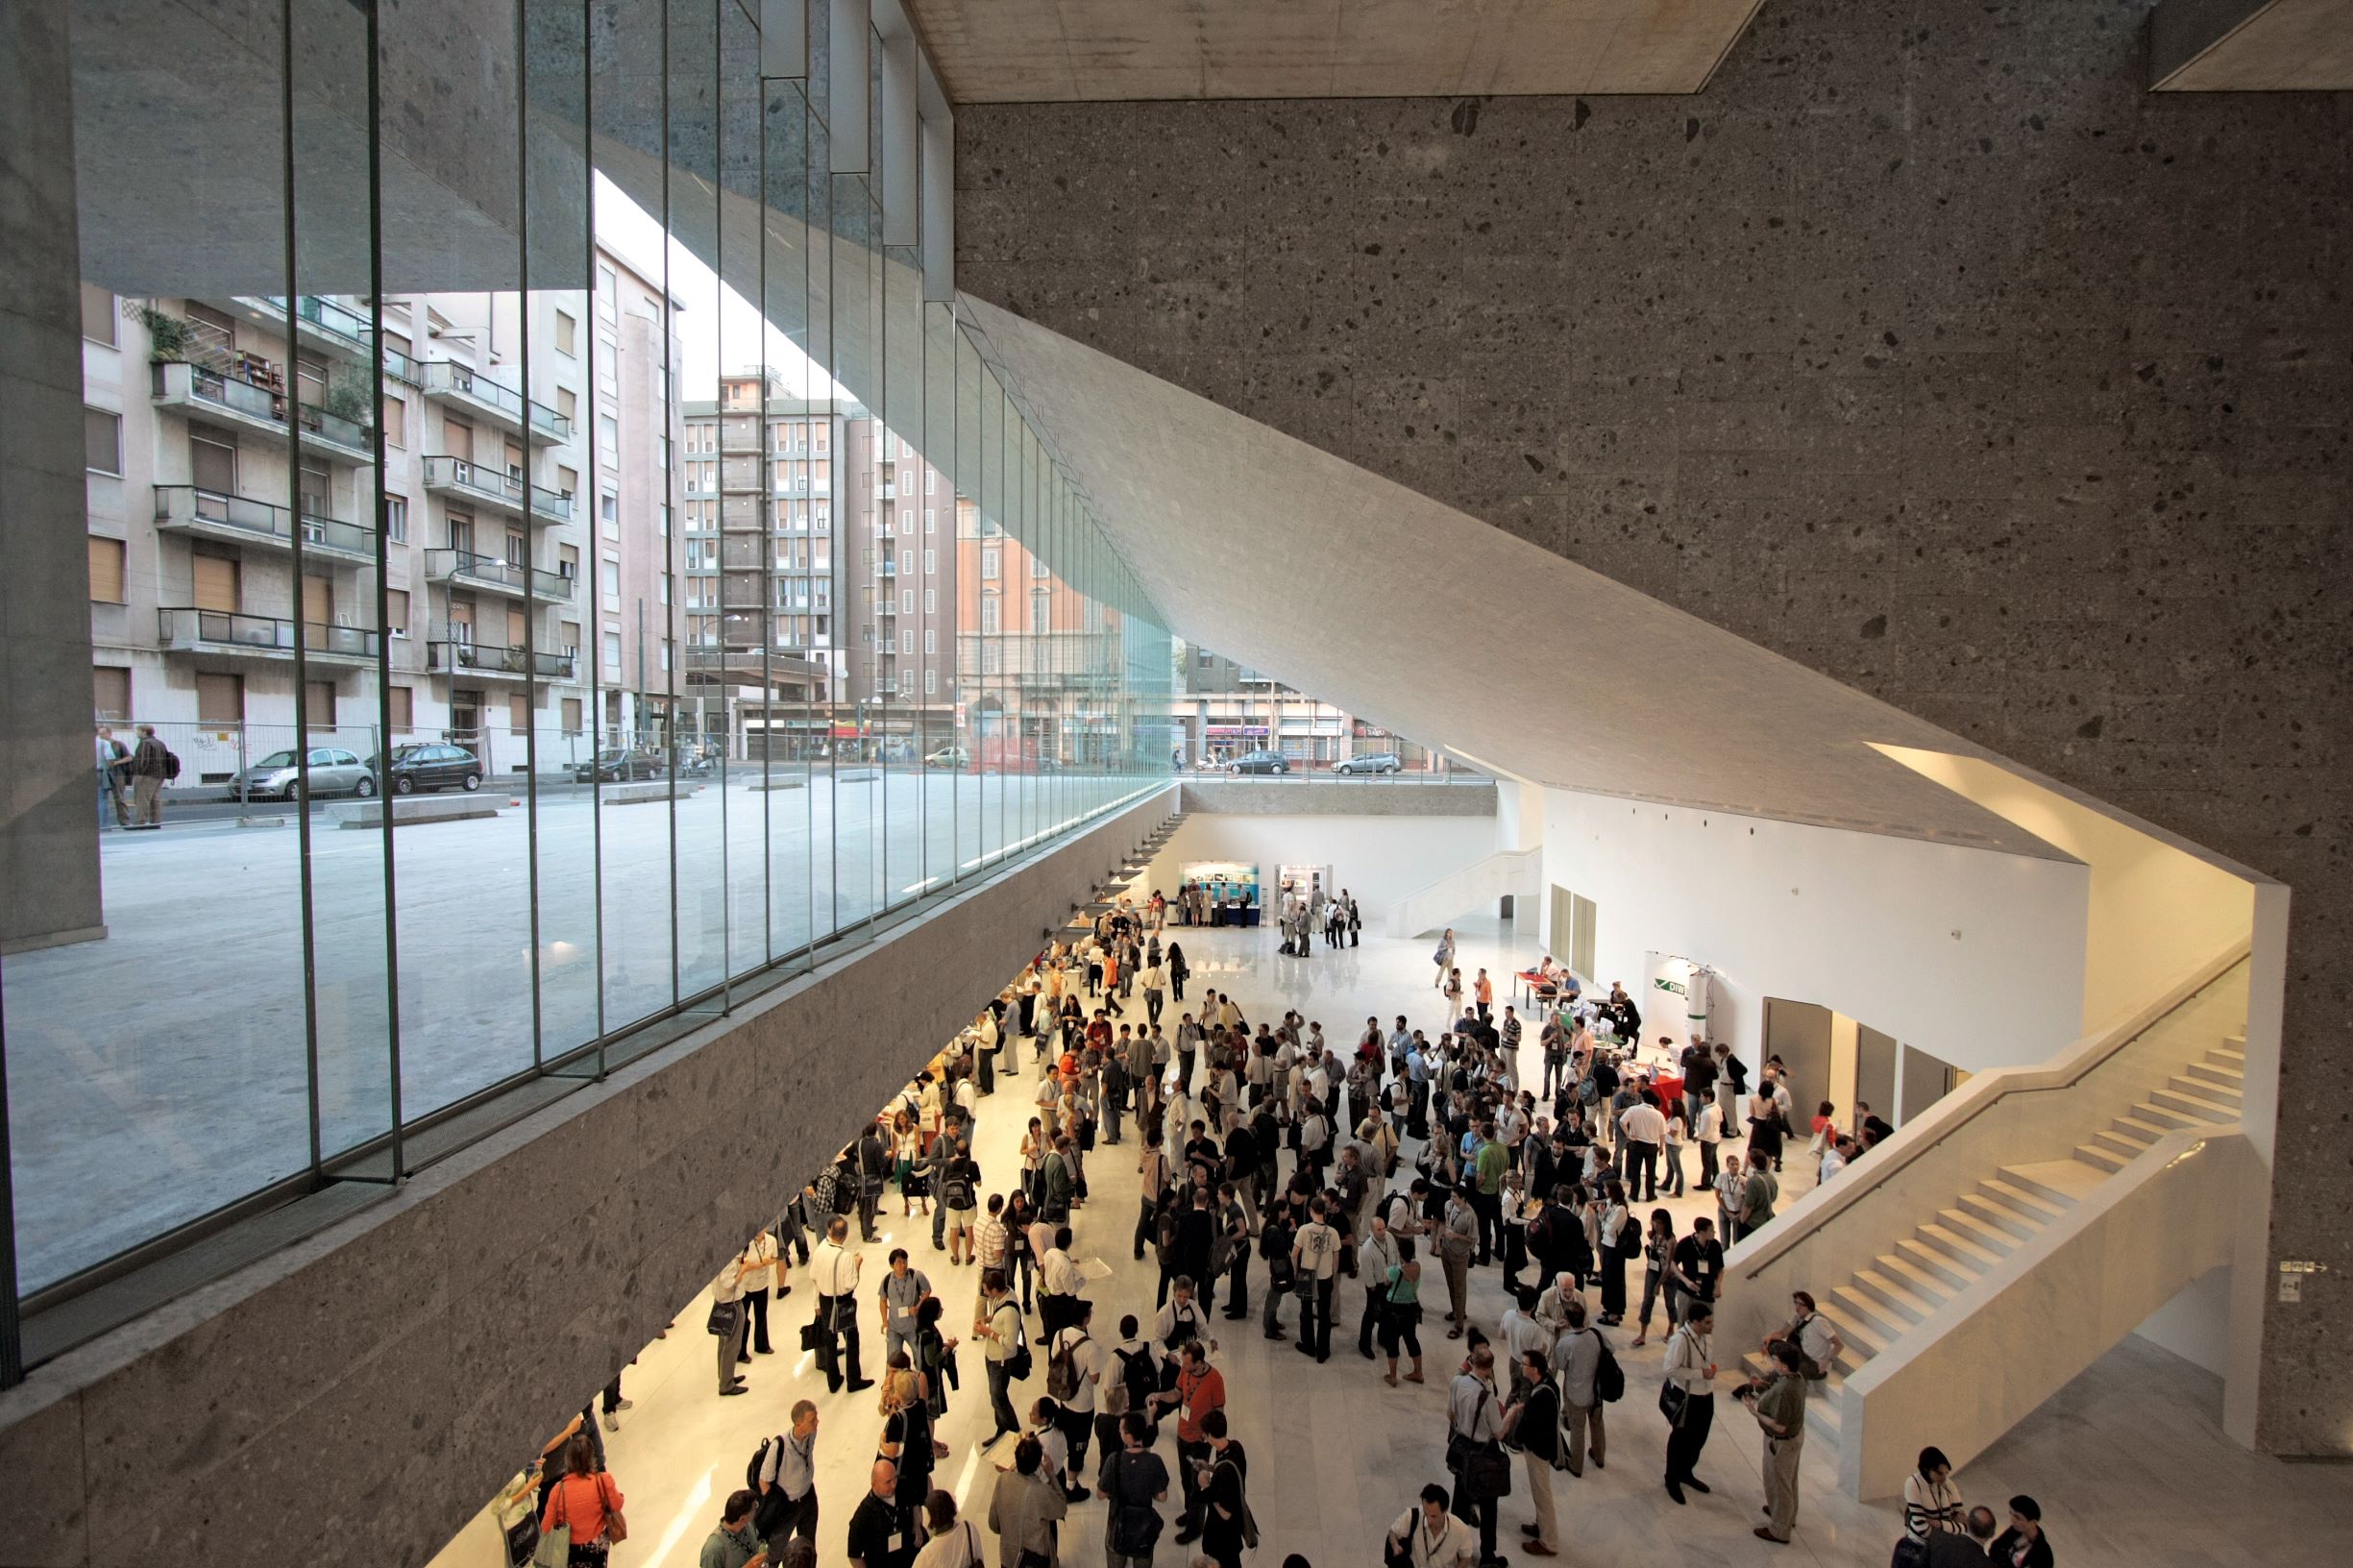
429, 916, 2353, 1568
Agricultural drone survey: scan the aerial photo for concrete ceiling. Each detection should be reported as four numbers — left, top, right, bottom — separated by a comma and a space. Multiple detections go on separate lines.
2152, 0, 2353, 89
957, 292, 2074, 861
900, 0, 1765, 102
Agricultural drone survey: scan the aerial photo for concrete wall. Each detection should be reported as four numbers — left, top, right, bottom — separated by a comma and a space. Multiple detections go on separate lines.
1177, 776, 1496, 817
1540, 786, 2089, 1080
954, 0, 2353, 1455
0, 788, 1174, 1568
0, 0, 106, 954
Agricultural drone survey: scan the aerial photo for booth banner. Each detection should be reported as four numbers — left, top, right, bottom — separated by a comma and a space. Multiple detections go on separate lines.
1643, 952, 1717, 1047
1276, 864, 1335, 908
1181, 860, 1262, 908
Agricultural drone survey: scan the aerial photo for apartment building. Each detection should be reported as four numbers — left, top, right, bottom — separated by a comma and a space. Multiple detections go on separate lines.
1171, 643, 1434, 769
954, 498, 1126, 769
848, 418, 959, 756
680, 375, 841, 759
79, 249, 676, 781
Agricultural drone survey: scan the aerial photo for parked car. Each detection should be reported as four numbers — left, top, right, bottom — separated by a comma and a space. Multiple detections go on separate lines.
1334, 751, 1404, 775
570, 747, 666, 784
923, 745, 971, 770
374, 743, 484, 795
1228, 748, 1290, 774
233, 747, 375, 799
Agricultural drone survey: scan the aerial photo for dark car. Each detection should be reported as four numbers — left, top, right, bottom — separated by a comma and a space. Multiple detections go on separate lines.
1334, 750, 1403, 775
374, 743, 484, 795
570, 747, 666, 784
1227, 748, 1290, 774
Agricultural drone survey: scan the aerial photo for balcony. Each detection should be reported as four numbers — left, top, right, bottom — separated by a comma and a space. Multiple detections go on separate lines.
682, 646, 821, 688
875, 599, 899, 617
719, 431, 763, 453
421, 455, 573, 524
419, 361, 569, 444
157, 607, 379, 668
150, 362, 376, 464
423, 548, 575, 602
153, 485, 376, 566
426, 639, 576, 682
222, 295, 373, 364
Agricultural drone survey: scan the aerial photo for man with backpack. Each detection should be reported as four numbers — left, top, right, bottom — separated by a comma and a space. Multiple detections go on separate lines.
1095, 1313, 1166, 1458
749, 1400, 820, 1552
125, 723, 175, 829
941, 1145, 981, 1265
1099, 1411, 1169, 1568
1047, 1299, 1106, 1484
855, 1126, 891, 1241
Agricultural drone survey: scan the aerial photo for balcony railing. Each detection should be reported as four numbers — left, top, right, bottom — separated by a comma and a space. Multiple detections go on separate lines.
153, 485, 376, 563
426, 639, 576, 680
420, 360, 570, 443
157, 607, 380, 663
420, 455, 573, 523
150, 362, 375, 462
423, 548, 575, 600
720, 432, 763, 453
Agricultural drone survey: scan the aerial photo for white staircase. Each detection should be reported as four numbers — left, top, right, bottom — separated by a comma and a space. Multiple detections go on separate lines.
1725, 950, 2252, 1495
1386, 845, 1540, 939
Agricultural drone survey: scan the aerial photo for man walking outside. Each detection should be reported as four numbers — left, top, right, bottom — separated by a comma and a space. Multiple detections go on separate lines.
125, 723, 172, 829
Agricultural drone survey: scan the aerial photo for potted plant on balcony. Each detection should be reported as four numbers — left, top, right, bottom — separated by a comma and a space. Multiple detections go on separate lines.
322, 363, 376, 429
130, 303, 195, 363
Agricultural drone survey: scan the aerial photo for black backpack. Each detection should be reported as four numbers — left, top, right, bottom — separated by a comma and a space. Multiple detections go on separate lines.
161, 747, 182, 781
1591, 1331, 1626, 1404
941, 1162, 976, 1210
1106, 1452, 1165, 1557
1113, 1344, 1159, 1417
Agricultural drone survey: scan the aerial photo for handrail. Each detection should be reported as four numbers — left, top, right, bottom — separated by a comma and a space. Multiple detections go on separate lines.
1732, 935, 2250, 1282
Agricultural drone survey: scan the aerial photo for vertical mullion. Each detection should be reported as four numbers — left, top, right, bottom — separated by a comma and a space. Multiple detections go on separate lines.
282, 0, 324, 1185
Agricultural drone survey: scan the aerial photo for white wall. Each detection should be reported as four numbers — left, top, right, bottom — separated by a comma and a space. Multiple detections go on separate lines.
1539, 787, 2090, 1077
1874, 746, 2257, 1034
1140, 811, 1501, 922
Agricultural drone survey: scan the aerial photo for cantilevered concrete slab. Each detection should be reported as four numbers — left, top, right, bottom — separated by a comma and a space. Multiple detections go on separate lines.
901, 0, 1765, 101
2153, 0, 2353, 89
957, 294, 2071, 860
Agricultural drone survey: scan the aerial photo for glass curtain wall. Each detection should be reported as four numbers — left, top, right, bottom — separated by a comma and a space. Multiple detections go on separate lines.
4, 0, 1173, 1340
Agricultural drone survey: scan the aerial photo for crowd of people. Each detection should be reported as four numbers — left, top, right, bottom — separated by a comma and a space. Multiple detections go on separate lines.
519, 897, 2053, 1568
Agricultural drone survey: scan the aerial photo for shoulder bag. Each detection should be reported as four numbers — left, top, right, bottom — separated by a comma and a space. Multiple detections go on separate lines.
598, 1471, 628, 1544
531, 1482, 572, 1568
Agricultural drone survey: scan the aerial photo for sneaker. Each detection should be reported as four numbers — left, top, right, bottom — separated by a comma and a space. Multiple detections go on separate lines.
602, 1412, 620, 1433
616, 1399, 635, 1410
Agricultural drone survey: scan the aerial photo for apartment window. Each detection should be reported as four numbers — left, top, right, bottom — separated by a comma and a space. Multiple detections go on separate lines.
557, 386, 576, 426
561, 697, 583, 735
1031, 553, 1050, 577
386, 588, 410, 636
901, 588, 915, 614
560, 621, 581, 659
504, 692, 529, 734
925, 507, 936, 533
1032, 590, 1050, 630
86, 537, 125, 603
925, 470, 936, 497
558, 465, 578, 497
92, 665, 131, 721
388, 684, 414, 730
190, 432, 236, 495
598, 264, 618, 309
923, 628, 936, 655
660, 638, 673, 674
659, 575, 670, 607
85, 407, 121, 476
601, 551, 621, 611
980, 597, 1000, 634
306, 681, 337, 730
81, 284, 116, 345
659, 503, 670, 537
385, 495, 408, 542
899, 550, 913, 576
922, 548, 935, 575
196, 672, 244, 724
602, 631, 622, 672
900, 507, 914, 536
554, 310, 577, 355
900, 628, 915, 654
923, 588, 936, 615
924, 669, 937, 696
598, 414, 619, 466
601, 492, 619, 540
383, 396, 406, 449
596, 341, 617, 385
559, 544, 579, 581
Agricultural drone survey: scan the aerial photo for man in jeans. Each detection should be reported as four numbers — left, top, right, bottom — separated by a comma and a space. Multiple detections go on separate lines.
1291, 1195, 1343, 1362
1548, 1298, 1609, 1476
974, 1268, 1025, 1445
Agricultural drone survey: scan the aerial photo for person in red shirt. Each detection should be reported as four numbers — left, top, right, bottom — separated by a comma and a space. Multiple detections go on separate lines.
1158, 1340, 1224, 1545
539, 1433, 625, 1563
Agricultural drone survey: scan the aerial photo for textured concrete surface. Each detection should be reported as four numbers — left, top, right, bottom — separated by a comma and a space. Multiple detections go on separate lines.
953, 0, 2353, 1455
0, 789, 1173, 1568
2154, 0, 2353, 89
1178, 775, 1498, 815
901, 0, 1764, 101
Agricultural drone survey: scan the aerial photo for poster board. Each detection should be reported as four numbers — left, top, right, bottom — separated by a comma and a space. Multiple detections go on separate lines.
1181, 860, 1261, 910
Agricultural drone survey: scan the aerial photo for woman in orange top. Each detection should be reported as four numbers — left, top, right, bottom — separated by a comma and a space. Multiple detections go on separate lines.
539, 1433, 625, 1564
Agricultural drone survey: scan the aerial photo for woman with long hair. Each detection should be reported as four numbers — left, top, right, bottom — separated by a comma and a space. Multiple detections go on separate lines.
537, 1433, 625, 1565
1630, 1208, 1677, 1348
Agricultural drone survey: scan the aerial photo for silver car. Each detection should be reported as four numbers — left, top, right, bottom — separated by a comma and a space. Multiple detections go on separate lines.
1334, 751, 1403, 774
233, 747, 376, 799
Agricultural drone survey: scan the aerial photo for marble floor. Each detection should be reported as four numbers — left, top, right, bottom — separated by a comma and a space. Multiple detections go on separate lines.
430, 917, 2353, 1568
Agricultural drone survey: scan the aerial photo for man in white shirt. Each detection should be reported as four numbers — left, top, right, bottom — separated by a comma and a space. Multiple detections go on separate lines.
1049, 1298, 1107, 1484
1696, 1097, 1726, 1188
1387, 1484, 1478, 1568
1357, 1213, 1402, 1360
754, 1399, 821, 1551
1715, 1152, 1750, 1245
1619, 1097, 1669, 1203
1039, 1225, 1085, 1337
811, 1216, 872, 1394
1819, 1137, 1849, 1186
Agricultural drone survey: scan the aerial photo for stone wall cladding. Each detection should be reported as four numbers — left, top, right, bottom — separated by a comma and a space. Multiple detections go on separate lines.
955, 2, 2352, 1452
1179, 778, 1497, 815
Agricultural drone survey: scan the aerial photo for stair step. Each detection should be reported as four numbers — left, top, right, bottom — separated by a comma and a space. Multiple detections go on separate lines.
2221, 1033, 2245, 1049
2188, 1060, 2244, 1088
1852, 1267, 1938, 1325
1830, 1284, 1912, 1342
1958, 1190, 2047, 1242
2108, 1115, 2170, 1144
2150, 1085, 2238, 1121
2091, 1130, 2147, 1163
1934, 1210, 2020, 1257
1875, 1255, 1955, 1306
2169, 1072, 2241, 1104
1996, 1165, 2085, 1209
1917, 1221, 2006, 1271
2074, 1143, 2130, 1174
1813, 1298, 1889, 1360
1982, 1178, 2069, 1221
1805, 1393, 1844, 1443
2131, 1100, 2206, 1131
1896, 1237, 1980, 1290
